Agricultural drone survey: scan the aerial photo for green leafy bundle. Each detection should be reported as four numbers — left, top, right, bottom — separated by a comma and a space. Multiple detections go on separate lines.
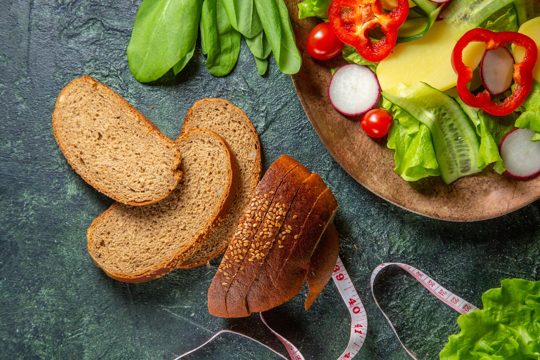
440, 279, 540, 360
127, 0, 302, 83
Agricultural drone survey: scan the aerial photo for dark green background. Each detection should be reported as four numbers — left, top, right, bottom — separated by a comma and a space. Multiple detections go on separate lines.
1, 1, 539, 359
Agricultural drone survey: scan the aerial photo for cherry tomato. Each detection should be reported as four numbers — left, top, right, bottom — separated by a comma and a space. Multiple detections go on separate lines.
306, 22, 344, 61
361, 108, 393, 138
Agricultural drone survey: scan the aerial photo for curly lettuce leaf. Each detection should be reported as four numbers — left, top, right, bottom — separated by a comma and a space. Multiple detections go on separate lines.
383, 98, 440, 181
516, 82, 540, 141
440, 279, 540, 360
298, 0, 330, 19
456, 99, 514, 173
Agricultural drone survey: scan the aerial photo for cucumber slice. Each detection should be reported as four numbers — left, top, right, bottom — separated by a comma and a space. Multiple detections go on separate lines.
384, 83, 481, 184
443, 0, 514, 32
398, 0, 442, 43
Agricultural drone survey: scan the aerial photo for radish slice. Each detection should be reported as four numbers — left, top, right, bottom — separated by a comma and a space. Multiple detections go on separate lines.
329, 64, 381, 117
500, 128, 540, 180
430, 0, 451, 3
480, 47, 515, 95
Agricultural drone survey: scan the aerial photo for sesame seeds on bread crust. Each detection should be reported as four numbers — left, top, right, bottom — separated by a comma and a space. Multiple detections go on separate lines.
208, 155, 299, 316
246, 174, 334, 312
224, 163, 312, 317
208, 155, 339, 318
249, 188, 338, 313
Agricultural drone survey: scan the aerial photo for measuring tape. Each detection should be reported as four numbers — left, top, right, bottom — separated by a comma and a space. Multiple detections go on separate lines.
175, 256, 366, 359
370, 263, 478, 359
175, 259, 477, 359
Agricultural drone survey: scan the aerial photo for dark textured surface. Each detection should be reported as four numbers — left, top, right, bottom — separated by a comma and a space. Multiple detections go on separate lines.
0, 1, 538, 359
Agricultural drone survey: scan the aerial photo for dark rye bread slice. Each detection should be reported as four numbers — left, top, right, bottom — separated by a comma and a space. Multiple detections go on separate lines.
53, 76, 181, 206
224, 166, 312, 317
176, 99, 261, 268
208, 156, 339, 318
246, 188, 338, 313
224, 173, 327, 317
87, 129, 234, 283
305, 223, 339, 310
245, 176, 334, 312
208, 155, 303, 316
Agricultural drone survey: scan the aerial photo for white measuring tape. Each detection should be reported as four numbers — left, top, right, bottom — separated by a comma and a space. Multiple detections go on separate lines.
370, 263, 478, 359
175, 259, 478, 359
175, 256, 366, 359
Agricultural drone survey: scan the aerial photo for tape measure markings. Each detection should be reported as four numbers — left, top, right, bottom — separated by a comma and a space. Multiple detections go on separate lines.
176, 256, 366, 360
332, 257, 368, 360
175, 260, 478, 360
370, 262, 478, 359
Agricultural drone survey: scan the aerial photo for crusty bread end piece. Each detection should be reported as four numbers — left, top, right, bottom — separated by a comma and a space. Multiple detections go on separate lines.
305, 223, 339, 310
87, 129, 234, 283
208, 155, 339, 318
52, 75, 182, 206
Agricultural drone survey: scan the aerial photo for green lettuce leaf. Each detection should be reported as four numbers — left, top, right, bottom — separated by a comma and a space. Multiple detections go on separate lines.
383, 98, 440, 181
516, 82, 540, 141
456, 99, 514, 174
342, 45, 378, 71
298, 0, 330, 19
440, 279, 540, 360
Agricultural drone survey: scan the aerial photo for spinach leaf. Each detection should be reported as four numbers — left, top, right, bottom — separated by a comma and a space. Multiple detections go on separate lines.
254, 57, 269, 76
173, 45, 196, 75
201, 0, 241, 77
246, 31, 271, 76
127, 0, 202, 83
222, 0, 262, 38
254, 0, 302, 75
201, 0, 218, 58
246, 31, 271, 59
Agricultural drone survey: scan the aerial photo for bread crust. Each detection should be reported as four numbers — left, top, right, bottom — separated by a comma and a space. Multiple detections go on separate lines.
87, 129, 235, 283
224, 165, 312, 317
243, 175, 329, 313
305, 223, 339, 310
176, 98, 262, 267
208, 155, 300, 316
246, 189, 338, 314
52, 75, 182, 206
208, 155, 339, 318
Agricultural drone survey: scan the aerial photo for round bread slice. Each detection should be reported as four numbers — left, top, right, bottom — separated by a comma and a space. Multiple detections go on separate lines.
176, 99, 262, 268
87, 129, 234, 283
52, 75, 182, 206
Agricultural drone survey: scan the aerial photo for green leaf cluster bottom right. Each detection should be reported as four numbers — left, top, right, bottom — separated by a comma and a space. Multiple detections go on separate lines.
440, 279, 540, 360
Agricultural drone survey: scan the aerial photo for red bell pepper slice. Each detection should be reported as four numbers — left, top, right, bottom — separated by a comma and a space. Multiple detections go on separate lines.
328, 0, 409, 62
452, 28, 538, 117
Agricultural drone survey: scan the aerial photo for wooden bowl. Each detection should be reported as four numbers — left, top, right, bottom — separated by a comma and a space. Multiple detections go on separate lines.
286, 0, 540, 221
